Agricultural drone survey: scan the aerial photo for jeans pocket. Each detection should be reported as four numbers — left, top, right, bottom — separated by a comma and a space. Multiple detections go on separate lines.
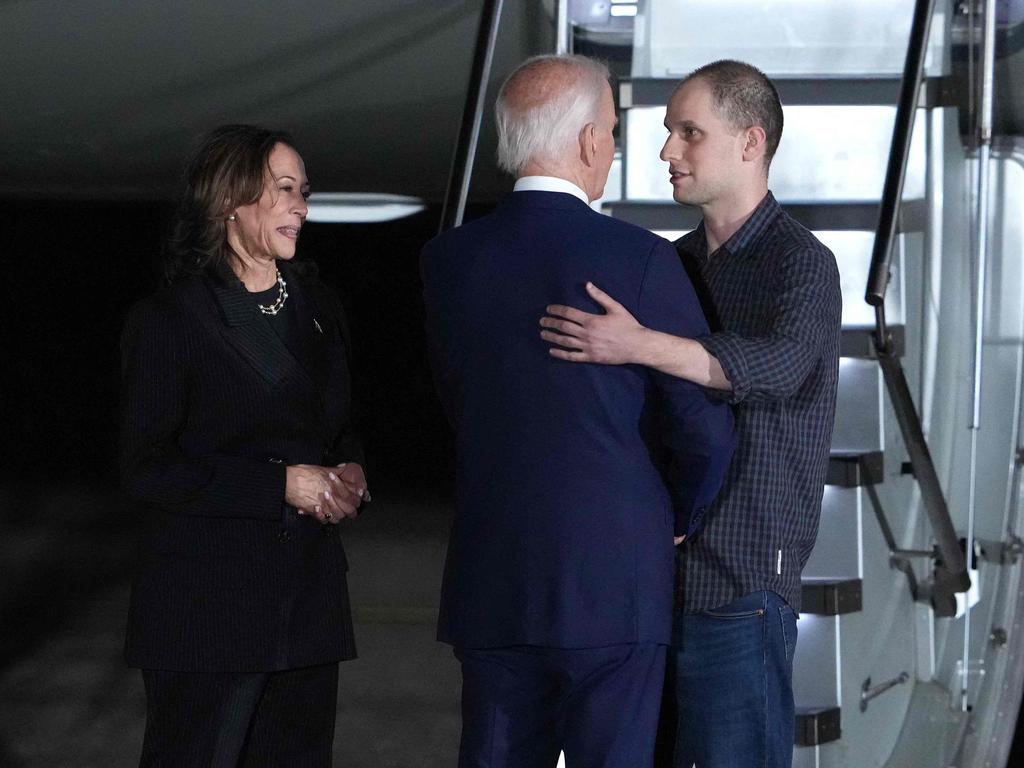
779, 605, 797, 662
703, 608, 765, 620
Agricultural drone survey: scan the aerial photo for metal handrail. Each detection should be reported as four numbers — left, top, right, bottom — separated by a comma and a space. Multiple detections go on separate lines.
864, 0, 971, 615
439, 0, 505, 233
866, 0, 935, 310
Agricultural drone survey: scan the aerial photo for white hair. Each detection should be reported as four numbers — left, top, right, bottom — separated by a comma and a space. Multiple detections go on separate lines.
495, 55, 610, 175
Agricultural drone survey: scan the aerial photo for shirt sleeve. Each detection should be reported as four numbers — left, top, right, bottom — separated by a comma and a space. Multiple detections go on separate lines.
119, 297, 287, 520
699, 243, 841, 404
637, 239, 736, 537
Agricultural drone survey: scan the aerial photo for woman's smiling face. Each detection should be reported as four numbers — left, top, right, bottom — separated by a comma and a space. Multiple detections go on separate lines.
232, 142, 309, 262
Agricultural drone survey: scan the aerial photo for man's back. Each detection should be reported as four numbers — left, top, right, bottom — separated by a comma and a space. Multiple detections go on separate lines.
421, 190, 734, 649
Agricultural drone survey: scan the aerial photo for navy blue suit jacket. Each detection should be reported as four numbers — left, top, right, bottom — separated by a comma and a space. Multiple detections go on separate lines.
421, 191, 735, 649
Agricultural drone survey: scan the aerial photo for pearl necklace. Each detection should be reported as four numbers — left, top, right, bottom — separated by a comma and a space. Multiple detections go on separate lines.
257, 268, 289, 315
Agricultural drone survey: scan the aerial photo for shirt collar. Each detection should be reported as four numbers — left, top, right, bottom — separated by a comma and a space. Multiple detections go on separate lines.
684, 191, 781, 263
513, 175, 590, 205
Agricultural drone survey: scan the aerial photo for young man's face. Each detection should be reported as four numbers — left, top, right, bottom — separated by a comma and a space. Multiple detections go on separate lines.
659, 77, 749, 209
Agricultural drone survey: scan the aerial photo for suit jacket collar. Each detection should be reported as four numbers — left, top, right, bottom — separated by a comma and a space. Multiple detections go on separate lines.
207, 260, 258, 326
513, 176, 590, 204
500, 190, 594, 214
203, 260, 318, 397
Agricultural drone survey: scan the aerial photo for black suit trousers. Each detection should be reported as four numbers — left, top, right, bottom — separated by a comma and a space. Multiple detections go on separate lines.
139, 663, 338, 767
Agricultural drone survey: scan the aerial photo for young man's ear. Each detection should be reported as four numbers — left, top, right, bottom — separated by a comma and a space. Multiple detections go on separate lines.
742, 125, 768, 164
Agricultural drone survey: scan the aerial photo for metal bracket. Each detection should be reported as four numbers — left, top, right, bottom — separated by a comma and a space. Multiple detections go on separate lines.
866, 484, 923, 601
861, 672, 910, 712
990, 627, 1008, 648
976, 535, 1024, 565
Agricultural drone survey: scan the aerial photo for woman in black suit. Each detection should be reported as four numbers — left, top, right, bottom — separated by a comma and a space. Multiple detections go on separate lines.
120, 124, 368, 766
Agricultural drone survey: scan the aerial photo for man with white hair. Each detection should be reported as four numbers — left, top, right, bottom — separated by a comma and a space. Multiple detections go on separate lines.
420, 55, 735, 767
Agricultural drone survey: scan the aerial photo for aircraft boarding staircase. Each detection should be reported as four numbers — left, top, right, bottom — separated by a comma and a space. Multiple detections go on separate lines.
570, 1, 1024, 765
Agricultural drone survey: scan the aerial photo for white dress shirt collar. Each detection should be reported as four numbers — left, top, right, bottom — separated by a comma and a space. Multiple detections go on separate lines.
513, 175, 590, 205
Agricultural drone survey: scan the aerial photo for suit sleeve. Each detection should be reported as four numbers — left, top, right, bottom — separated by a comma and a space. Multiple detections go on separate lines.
119, 297, 286, 520
637, 240, 736, 537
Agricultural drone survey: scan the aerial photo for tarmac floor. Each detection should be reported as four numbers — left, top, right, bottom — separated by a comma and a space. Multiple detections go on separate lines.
0, 486, 462, 767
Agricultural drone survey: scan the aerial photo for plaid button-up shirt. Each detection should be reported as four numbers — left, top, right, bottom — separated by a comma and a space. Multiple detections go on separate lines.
674, 192, 842, 613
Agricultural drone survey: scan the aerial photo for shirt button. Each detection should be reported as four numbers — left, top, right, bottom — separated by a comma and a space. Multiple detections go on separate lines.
278, 530, 291, 543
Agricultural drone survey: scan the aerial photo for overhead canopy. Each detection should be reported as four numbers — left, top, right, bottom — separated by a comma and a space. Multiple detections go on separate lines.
1, 0, 547, 201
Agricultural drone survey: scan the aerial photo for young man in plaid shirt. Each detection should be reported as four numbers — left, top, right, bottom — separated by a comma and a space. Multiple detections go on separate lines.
541, 60, 842, 768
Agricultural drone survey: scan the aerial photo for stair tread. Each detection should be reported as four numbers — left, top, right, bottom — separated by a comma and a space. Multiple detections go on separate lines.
801, 577, 863, 615
839, 326, 905, 359
794, 705, 842, 747
827, 450, 884, 487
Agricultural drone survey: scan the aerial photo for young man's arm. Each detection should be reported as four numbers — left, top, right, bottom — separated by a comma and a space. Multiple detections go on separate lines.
541, 244, 840, 404
541, 282, 731, 389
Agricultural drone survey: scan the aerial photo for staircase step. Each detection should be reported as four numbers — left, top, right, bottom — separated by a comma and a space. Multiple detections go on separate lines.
619, 76, 954, 108
827, 450, 884, 488
801, 577, 862, 615
840, 325, 904, 359
795, 706, 842, 747
606, 200, 927, 233
832, 359, 882, 453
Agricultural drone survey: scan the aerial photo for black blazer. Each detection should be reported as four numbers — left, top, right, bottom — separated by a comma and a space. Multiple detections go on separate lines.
120, 260, 361, 672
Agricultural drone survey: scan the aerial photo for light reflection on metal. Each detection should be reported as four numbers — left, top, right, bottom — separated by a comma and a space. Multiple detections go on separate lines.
963, 0, 999, 714
555, 0, 570, 55
305, 193, 426, 224
439, 0, 504, 232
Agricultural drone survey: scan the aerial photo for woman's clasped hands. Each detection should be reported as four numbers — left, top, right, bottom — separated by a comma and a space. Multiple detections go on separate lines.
285, 463, 370, 524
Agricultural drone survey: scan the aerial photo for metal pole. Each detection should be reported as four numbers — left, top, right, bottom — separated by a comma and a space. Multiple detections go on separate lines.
556, 0, 571, 55
865, 0, 937, 313
439, 0, 504, 233
962, 0, 998, 713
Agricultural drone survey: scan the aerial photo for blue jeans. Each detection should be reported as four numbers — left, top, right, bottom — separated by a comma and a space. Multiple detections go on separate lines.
673, 591, 797, 768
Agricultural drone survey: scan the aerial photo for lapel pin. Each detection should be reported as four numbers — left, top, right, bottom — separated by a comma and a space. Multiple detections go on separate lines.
313, 318, 323, 334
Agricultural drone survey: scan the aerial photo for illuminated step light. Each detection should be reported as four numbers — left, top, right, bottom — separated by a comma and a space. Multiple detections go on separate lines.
610, 0, 638, 16
306, 193, 426, 223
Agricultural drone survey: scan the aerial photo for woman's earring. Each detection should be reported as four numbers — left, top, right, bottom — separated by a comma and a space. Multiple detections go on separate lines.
227, 214, 237, 221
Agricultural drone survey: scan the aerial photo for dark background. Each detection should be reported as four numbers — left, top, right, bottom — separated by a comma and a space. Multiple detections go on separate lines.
0, 201, 479, 765
1, 199, 462, 495
0, 197, 470, 638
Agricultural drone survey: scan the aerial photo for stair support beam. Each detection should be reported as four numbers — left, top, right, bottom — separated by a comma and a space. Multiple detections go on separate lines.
876, 349, 970, 616
439, 0, 504, 233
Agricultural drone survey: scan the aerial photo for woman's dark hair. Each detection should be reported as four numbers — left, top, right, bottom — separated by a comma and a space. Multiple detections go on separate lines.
163, 124, 295, 283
